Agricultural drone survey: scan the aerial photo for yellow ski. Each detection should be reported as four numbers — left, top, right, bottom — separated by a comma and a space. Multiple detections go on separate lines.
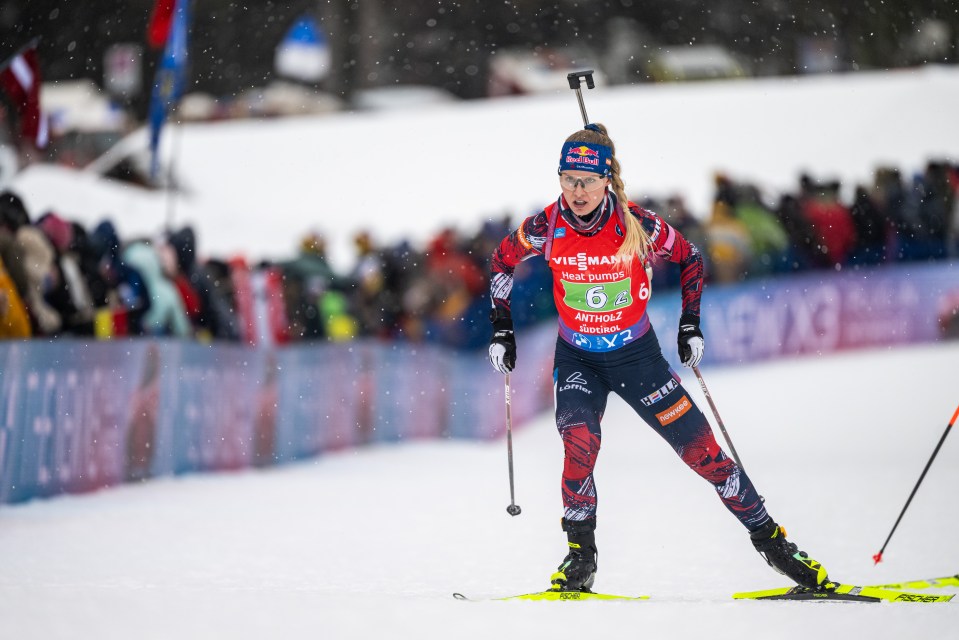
733, 583, 954, 603
453, 590, 649, 602
868, 573, 959, 590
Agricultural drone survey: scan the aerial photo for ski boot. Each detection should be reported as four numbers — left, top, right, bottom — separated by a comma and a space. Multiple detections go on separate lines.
750, 521, 830, 589
550, 517, 598, 592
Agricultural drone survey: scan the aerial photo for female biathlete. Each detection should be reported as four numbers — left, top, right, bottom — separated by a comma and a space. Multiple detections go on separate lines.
486, 123, 829, 593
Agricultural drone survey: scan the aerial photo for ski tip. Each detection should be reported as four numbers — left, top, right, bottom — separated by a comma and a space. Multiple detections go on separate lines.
452, 592, 468, 600
872, 552, 883, 565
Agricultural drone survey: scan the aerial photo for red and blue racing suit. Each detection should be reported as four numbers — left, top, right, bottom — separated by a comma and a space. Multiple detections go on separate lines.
490, 193, 770, 531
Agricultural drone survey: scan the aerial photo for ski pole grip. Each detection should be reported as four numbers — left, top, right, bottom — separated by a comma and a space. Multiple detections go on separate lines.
567, 70, 595, 127
567, 70, 595, 90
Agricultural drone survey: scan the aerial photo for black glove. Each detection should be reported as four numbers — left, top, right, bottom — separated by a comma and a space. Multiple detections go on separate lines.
677, 313, 704, 368
488, 308, 516, 374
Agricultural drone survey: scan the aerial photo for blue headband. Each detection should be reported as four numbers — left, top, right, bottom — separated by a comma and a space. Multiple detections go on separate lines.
558, 140, 612, 176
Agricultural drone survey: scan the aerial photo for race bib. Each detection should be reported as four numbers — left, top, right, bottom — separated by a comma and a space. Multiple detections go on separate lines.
561, 278, 638, 313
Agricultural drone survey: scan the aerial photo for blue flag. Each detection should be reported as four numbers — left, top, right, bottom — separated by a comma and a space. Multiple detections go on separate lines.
149, 0, 190, 180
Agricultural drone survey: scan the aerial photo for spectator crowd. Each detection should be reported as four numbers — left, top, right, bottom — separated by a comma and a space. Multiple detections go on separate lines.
1, 159, 958, 348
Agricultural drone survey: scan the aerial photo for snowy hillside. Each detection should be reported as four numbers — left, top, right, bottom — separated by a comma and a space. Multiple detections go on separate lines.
10, 67, 959, 271
1, 343, 957, 639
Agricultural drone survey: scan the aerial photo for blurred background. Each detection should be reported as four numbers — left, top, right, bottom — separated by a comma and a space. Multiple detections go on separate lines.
3, 0, 957, 167
0, 0, 956, 351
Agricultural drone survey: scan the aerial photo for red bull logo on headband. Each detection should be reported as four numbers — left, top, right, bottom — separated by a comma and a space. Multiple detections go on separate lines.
566, 145, 600, 167
559, 141, 612, 176
568, 145, 600, 157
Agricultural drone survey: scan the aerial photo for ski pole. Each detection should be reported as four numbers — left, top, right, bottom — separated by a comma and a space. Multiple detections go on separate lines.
566, 70, 596, 127
504, 373, 522, 516
872, 401, 959, 564
693, 365, 745, 467
692, 365, 763, 501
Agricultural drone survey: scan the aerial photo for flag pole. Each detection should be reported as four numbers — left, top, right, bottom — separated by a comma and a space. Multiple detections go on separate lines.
164, 106, 183, 231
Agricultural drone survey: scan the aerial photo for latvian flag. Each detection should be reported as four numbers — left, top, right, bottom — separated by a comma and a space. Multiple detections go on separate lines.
0, 39, 48, 148
146, 0, 176, 50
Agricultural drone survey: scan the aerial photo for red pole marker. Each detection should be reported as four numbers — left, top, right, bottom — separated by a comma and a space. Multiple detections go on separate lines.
873, 402, 959, 564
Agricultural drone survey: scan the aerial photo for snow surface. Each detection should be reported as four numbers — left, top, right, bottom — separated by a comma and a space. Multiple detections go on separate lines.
1, 343, 957, 639
11, 67, 959, 271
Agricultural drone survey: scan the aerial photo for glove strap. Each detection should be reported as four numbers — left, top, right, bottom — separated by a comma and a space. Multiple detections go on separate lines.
679, 313, 700, 330
490, 307, 513, 332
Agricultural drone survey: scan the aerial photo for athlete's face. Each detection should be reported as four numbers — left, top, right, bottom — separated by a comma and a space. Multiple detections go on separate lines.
559, 170, 609, 217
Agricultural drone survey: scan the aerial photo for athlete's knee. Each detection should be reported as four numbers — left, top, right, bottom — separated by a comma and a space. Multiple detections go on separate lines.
559, 421, 601, 481
679, 437, 737, 484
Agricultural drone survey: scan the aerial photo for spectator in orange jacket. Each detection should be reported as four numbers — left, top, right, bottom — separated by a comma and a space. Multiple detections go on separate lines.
0, 257, 31, 338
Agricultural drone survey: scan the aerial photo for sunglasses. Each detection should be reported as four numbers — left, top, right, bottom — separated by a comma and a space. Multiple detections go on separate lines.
559, 173, 608, 193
